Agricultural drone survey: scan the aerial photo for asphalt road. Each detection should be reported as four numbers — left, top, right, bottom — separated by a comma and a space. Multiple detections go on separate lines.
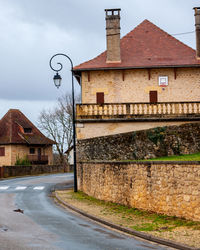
0, 173, 170, 250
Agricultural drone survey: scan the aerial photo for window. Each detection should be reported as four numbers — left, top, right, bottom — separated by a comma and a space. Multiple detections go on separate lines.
149, 91, 158, 103
0, 147, 5, 157
96, 92, 104, 104
29, 148, 35, 154
24, 128, 32, 133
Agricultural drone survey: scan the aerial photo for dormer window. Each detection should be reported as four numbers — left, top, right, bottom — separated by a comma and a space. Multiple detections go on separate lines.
23, 128, 32, 133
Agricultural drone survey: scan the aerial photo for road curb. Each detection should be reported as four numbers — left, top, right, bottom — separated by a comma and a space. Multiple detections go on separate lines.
54, 192, 199, 250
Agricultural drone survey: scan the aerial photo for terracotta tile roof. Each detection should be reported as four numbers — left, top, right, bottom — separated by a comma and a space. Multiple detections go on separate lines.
0, 109, 55, 145
74, 20, 200, 71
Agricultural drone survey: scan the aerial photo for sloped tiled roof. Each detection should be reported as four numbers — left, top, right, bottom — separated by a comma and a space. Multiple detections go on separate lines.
74, 20, 200, 71
0, 109, 55, 145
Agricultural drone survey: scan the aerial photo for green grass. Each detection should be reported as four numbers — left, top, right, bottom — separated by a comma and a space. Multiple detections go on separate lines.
67, 190, 200, 232
145, 152, 200, 161
122, 152, 200, 162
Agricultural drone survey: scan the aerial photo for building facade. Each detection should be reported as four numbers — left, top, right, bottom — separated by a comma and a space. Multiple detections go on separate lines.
74, 8, 200, 140
0, 109, 55, 166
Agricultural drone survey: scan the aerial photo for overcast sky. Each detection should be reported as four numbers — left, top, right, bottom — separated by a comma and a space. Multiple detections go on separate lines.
0, 0, 198, 125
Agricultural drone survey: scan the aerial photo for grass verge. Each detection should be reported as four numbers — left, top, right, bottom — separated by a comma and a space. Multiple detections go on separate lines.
56, 190, 200, 248
124, 152, 200, 161
68, 190, 200, 231
146, 152, 200, 161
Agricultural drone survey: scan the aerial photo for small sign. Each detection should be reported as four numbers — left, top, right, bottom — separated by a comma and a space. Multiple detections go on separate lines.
159, 76, 168, 87
76, 123, 84, 128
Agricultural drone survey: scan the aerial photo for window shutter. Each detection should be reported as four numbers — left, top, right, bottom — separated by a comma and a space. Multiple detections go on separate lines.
96, 92, 104, 104
149, 91, 158, 103
0, 147, 5, 156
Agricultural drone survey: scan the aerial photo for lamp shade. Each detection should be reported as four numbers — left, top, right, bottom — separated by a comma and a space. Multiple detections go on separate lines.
53, 73, 62, 88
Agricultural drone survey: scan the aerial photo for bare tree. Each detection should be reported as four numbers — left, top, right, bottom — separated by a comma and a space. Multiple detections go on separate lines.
38, 94, 78, 165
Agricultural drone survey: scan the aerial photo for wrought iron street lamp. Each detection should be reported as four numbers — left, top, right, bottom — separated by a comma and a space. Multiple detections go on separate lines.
53, 72, 62, 88
49, 53, 77, 192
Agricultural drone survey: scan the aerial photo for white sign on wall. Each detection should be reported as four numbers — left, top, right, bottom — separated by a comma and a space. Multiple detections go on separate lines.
158, 76, 168, 87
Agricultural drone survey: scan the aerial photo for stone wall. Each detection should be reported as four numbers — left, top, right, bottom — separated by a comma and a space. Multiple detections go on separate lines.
81, 68, 200, 104
76, 120, 194, 140
77, 161, 200, 221
0, 164, 69, 178
0, 145, 12, 166
78, 67, 200, 140
0, 144, 54, 166
77, 122, 200, 161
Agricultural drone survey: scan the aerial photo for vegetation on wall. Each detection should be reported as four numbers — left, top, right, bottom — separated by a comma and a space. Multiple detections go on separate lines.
147, 127, 166, 145
77, 123, 200, 161
15, 155, 31, 166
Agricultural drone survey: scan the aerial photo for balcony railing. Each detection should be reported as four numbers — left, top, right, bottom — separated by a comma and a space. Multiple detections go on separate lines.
76, 102, 200, 120
27, 155, 48, 164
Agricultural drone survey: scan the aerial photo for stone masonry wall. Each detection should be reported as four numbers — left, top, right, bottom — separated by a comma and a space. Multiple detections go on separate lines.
81, 68, 200, 104
0, 145, 54, 166
77, 122, 200, 161
0, 164, 68, 178
77, 161, 200, 221
76, 120, 193, 140
0, 145, 12, 166
10, 145, 53, 166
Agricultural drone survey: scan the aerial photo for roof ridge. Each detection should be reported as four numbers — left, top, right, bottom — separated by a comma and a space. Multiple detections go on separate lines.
74, 20, 152, 69
8, 109, 47, 139
0, 109, 55, 145
144, 19, 195, 52
74, 19, 199, 71
121, 19, 195, 54
122, 19, 150, 39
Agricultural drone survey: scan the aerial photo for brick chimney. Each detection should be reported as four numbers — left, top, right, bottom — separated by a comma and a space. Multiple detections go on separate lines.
105, 8, 121, 63
194, 7, 200, 58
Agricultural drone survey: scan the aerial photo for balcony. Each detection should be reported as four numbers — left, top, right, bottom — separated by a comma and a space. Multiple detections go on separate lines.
76, 102, 200, 121
27, 155, 48, 165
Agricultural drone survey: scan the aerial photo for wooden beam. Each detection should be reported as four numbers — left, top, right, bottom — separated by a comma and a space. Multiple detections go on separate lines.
174, 68, 177, 80
122, 70, 125, 81
87, 71, 90, 82
147, 69, 151, 80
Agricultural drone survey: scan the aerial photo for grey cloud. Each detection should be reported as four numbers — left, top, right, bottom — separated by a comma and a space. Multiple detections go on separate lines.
0, 0, 197, 102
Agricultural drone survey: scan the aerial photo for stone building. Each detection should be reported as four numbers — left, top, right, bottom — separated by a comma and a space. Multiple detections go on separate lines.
0, 109, 55, 166
74, 8, 200, 140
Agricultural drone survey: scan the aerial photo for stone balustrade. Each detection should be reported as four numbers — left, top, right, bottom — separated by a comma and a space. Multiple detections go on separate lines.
76, 102, 200, 120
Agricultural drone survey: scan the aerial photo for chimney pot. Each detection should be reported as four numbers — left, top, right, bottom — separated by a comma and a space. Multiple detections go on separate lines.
105, 8, 121, 63
194, 7, 200, 59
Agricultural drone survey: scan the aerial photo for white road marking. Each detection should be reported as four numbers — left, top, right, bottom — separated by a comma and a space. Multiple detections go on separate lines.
33, 186, 45, 190
0, 186, 9, 190
15, 186, 27, 190
0, 186, 45, 191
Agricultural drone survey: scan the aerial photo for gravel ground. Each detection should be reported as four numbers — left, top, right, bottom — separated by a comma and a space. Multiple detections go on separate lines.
56, 190, 200, 249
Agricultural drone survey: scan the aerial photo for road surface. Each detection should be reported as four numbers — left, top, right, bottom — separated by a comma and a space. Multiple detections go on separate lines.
0, 173, 170, 250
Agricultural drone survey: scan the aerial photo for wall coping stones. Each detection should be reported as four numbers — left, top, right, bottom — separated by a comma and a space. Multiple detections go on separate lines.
78, 161, 200, 165
77, 116, 200, 123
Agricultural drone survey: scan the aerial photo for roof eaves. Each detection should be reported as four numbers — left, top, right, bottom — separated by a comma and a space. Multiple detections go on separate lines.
0, 142, 26, 145
73, 64, 200, 72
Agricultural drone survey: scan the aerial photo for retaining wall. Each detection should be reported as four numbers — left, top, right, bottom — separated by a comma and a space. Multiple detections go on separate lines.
77, 122, 200, 161
77, 161, 200, 221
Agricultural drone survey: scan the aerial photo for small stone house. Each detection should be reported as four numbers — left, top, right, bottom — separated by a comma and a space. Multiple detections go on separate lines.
74, 8, 200, 140
0, 109, 55, 166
